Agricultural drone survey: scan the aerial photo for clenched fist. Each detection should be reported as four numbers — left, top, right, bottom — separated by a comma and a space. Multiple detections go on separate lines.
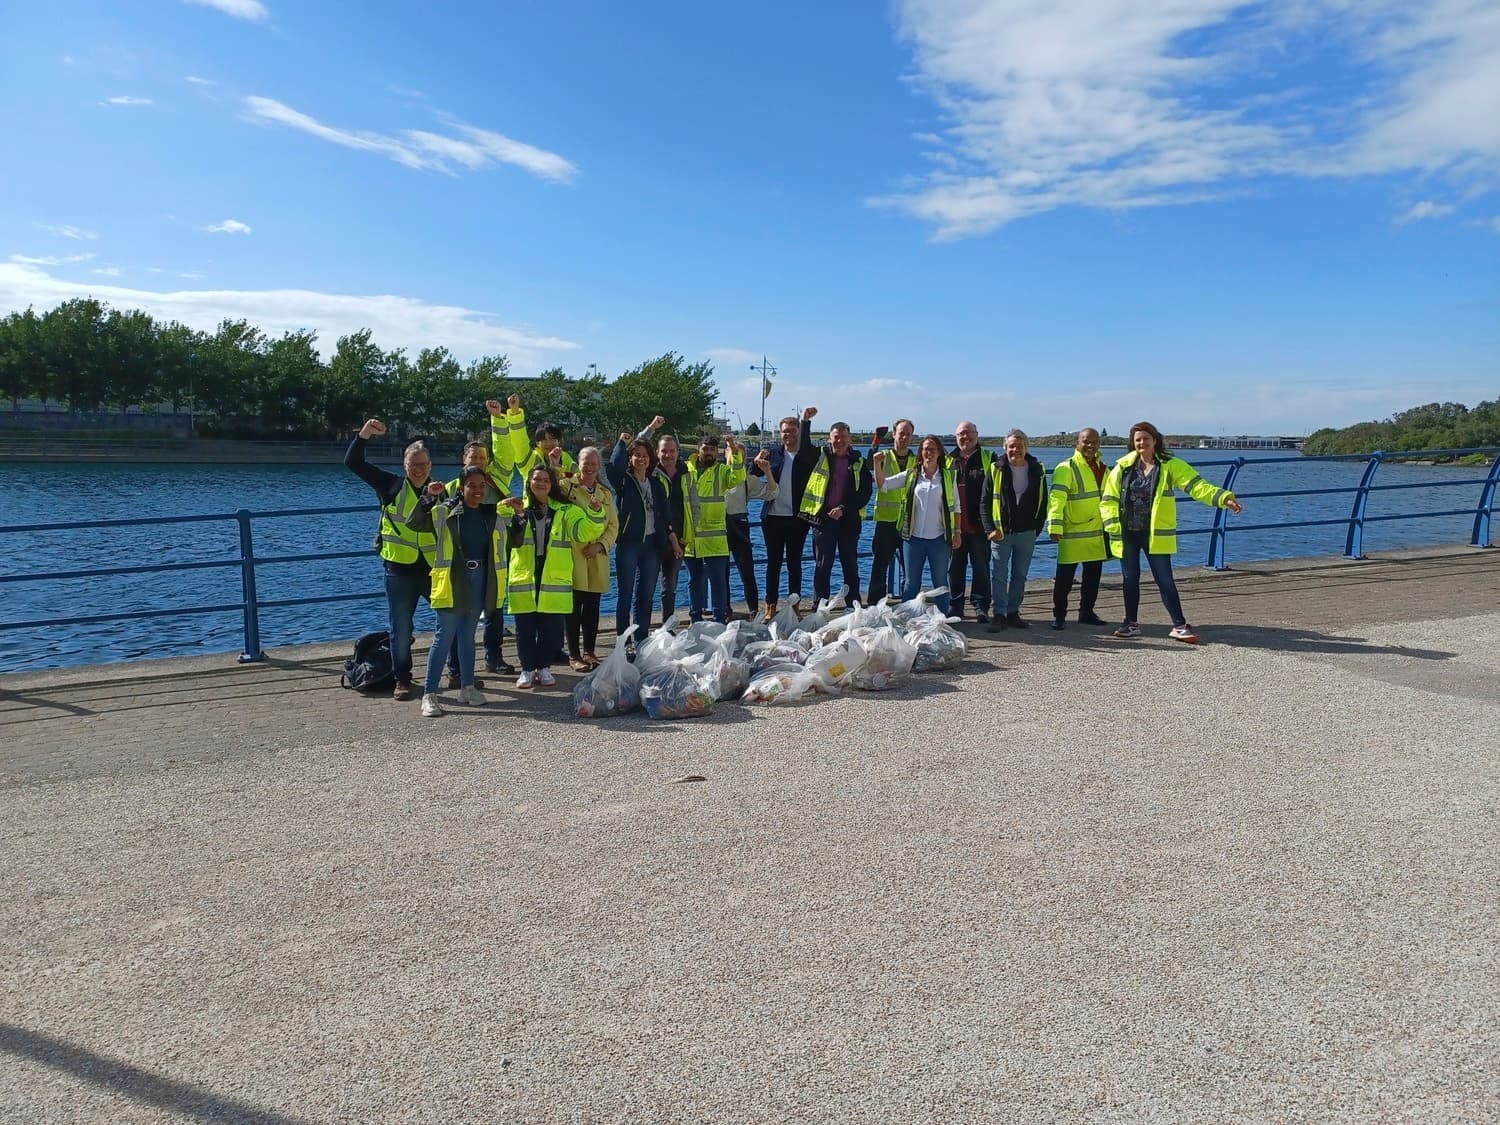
360, 419, 387, 439
485, 399, 504, 417
802, 406, 817, 422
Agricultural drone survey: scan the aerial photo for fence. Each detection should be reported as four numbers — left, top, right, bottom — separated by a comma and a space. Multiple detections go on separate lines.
1, 448, 1496, 665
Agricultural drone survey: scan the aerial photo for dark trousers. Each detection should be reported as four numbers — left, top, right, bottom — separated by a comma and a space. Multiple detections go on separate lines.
614, 538, 660, 638
567, 591, 603, 658
514, 612, 565, 673
866, 520, 904, 606
1052, 560, 1103, 620
762, 514, 808, 605
947, 531, 991, 615
659, 544, 683, 624
382, 561, 430, 684
812, 515, 861, 603
727, 514, 759, 613
1119, 530, 1186, 627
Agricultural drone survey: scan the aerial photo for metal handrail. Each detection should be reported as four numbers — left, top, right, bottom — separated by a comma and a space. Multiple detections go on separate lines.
0, 446, 1495, 664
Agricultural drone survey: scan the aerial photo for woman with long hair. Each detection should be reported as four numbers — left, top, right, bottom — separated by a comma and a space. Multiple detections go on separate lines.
559, 446, 619, 670
607, 433, 677, 646
872, 433, 961, 614
1099, 421, 1243, 643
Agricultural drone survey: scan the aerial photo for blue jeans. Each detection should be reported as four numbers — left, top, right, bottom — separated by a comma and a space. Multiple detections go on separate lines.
1119, 529, 1186, 626
615, 538, 660, 638
424, 566, 485, 694
383, 562, 430, 684
989, 529, 1038, 616
686, 554, 731, 623
659, 546, 683, 624
902, 535, 951, 615
448, 611, 504, 674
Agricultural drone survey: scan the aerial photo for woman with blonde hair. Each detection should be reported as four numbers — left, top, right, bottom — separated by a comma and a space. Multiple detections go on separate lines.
559, 446, 619, 669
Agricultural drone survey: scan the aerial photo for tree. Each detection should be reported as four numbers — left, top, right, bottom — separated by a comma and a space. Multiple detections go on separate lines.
602, 352, 717, 438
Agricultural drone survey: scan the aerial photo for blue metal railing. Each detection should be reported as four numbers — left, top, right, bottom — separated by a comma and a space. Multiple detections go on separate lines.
0, 447, 1495, 665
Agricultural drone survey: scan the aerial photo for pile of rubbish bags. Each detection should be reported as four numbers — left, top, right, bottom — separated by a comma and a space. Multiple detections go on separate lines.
573, 586, 968, 720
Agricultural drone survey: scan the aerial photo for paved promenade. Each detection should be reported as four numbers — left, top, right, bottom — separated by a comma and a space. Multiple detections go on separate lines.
3, 547, 1498, 1121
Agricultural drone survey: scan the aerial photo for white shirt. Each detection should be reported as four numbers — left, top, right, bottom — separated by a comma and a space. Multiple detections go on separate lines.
767, 447, 798, 517
884, 465, 952, 539
1009, 459, 1030, 502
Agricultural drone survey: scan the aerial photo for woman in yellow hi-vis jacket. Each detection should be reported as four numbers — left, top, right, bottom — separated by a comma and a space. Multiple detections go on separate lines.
503, 464, 607, 689
1100, 421, 1243, 644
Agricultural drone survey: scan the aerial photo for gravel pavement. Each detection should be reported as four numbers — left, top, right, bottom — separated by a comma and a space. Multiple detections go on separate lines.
2, 550, 1498, 1122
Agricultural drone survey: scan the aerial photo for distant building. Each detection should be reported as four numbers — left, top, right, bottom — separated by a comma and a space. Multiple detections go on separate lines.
1199, 435, 1305, 450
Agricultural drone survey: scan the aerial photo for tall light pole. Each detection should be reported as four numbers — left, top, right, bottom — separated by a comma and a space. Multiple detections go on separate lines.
187, 349, 196, 437
750, 355, 776, 441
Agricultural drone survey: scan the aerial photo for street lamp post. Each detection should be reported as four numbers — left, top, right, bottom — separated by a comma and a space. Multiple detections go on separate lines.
187, 349, 196, 437
750, 355, 776, 441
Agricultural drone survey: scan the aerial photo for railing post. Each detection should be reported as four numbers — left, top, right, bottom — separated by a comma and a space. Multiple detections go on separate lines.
1206, 457, 1245, 570
1344, 451, 1383, 559
237, 508, 265, 663
1472, 452, 1500, 548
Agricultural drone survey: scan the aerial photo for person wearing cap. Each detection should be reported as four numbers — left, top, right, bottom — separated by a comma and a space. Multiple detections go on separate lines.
441, 437, 516, 683
796, 407, 873, 603
867, 418, 916, 605
406, 466, 507, 717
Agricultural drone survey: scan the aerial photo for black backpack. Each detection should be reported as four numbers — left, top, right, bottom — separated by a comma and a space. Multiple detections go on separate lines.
341, 630, 395, 694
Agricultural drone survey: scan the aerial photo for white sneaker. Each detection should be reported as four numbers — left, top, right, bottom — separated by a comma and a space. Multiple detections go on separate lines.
420, 694, 444, 717
459, 684, 486, 706
515, 671, 534, 690
536, 667, 556, 687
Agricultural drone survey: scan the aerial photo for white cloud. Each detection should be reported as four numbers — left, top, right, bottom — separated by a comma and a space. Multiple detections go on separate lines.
705, 347, 763, 366
37, 224, 98, 241
185, 75, 215, 86
9, 252, 95, 266
103, 96, 154, 107
184, 0, 269, 20
206, 219, 253, 235
0, 261, 582, 371
882, 0, 1500, 238
242, 96, 578, 182
178, 272, 206, 280
1396, 200, 1454, 223
91, 267, 123, 277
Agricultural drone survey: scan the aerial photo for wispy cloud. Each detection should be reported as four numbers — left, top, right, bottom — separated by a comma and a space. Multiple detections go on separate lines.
242, 95, 578, 182
91, 266, 122, 277
103, 95, 154, 107
206, 218, 252, 235
10, 252, 95, 266
184, 0, 269, 20
185, 75, 215, 86
881, 0, 1500, 239
0, 261, 582, 371
37, 224, 98, 241
706, 347, 763, 366
1396, 200, 1455, 223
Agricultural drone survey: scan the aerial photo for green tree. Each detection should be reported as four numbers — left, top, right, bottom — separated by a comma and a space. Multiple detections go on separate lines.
602, 351, 717, 438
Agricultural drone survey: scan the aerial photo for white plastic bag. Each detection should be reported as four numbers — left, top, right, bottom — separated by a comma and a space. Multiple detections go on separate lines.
572, 628, 642, 717
803, 635, 867, 693
719, 619, 770, 658
891, 587, 950, 626
743, 664, 820, 704
684, 649, 752, 702
768, 595, 803, 640
635, 615, 689, 674
797, 586, 849, 635
848, 625, 917, 691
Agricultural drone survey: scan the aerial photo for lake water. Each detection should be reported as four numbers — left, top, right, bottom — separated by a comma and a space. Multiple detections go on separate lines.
0, 448, 1492, 672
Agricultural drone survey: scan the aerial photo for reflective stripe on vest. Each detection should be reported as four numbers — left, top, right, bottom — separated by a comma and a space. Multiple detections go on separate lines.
874, 449, 915, 522
799, 449, 864, 520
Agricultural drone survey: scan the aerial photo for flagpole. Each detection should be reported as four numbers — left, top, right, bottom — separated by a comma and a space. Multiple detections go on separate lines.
751, 355, 777, 444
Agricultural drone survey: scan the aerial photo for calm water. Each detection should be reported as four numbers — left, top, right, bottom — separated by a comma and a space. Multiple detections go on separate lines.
0, 448, 1491, 672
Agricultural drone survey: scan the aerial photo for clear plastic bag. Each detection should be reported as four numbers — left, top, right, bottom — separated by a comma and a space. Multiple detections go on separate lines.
684, 649, 752, 702
572, 629, 643, 717
905, 616, 967, 672
719, 619, 770, 658
890, 587, 950, 626
748, 638, 812, 674
635, 615, 689, 674
768, 595, 803, 640
639, 663, 718, 719
743, 664, 820, 704
803, 635, 867, 693
797, 586, 849, 635
848, 625, 918, 691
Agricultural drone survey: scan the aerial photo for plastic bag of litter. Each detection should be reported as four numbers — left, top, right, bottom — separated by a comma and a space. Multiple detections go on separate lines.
719, 619, 770, 658
891, 587, 950, 626
814, 600, 896, 645
743, 663, 820, 704
684, 648, 752, 702
803, 635, 867, 693
797, 586, 849, 635
747, 638, 812, 674
635, 615, 689, 673
848, 625, 918, 691
768, 596, 803, 640
905, 616, 967, 672
573, 629, 642, 718
639, 662, 718, 719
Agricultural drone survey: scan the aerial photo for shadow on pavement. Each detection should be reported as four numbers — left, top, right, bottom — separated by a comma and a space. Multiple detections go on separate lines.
1201, 624, 1456, 661
0, 1021, 305, 1125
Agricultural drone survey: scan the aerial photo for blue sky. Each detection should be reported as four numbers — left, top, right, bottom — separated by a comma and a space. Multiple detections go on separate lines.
2, 0, 1496, 436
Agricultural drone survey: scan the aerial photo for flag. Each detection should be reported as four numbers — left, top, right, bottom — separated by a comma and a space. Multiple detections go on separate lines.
763, 378, 772, 399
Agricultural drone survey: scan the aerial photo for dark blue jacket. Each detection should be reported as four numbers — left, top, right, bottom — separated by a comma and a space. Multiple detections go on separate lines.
607, 440, 674, 551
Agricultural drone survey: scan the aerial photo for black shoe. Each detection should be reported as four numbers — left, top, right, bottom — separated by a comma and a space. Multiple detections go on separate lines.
974, 610, 989, 624
1006, 613, 1028, 629
488, 658, 517, 675
445, 672, 461, 691
986, 617, 1007, 633
1077, 611, 1107, 626
1050, 618, 1065, 630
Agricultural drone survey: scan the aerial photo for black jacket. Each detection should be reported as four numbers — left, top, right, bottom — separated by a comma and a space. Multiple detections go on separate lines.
753, 440, 814, 513
795, 418, 873, 522
981, 454, 1048, 536
607, 440, 674, 551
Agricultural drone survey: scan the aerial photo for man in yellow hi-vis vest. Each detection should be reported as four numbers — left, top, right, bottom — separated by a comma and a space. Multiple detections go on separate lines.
1045, 427, 1110, 630
867, 418, 916, 606
682, 432, 748, 623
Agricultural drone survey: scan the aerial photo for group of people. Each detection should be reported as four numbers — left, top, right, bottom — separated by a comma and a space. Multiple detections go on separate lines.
345, 397, 1243, 714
